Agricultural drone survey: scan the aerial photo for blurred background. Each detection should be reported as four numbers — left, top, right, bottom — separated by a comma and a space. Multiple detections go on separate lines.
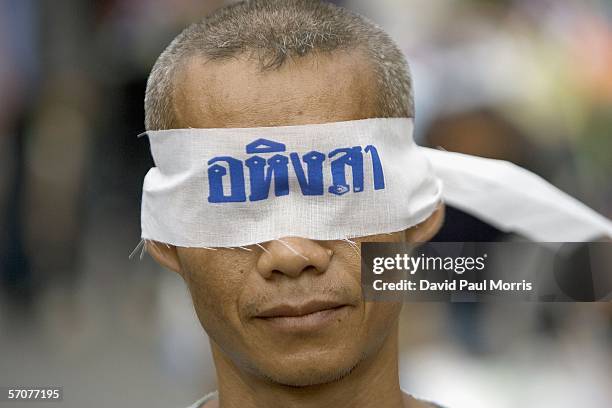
1, 0, 611, 407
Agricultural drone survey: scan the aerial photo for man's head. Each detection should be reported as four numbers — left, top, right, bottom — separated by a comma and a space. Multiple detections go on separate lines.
145, 0, 443, 388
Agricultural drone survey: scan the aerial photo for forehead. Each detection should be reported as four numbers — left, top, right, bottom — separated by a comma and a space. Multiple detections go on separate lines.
172, 50, 380, 128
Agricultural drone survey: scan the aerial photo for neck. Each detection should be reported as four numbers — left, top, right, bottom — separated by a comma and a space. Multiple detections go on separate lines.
210, 322, 416, 408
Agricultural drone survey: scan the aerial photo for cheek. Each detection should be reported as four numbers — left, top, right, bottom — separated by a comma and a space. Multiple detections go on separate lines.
362, 301, 402, 340
353, 231, 406, 244
178, 250, 254, 336
328, 242, 402, 339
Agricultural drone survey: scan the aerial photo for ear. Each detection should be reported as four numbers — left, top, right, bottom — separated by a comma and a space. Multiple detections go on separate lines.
406, 203, 445, 242
146, 241, 182, 274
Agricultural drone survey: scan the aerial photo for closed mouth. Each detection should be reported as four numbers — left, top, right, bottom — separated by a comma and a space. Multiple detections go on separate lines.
255, 300, 347, 319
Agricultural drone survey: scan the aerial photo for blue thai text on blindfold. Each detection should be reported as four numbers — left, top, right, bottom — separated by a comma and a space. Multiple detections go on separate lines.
207, 138, 386, 203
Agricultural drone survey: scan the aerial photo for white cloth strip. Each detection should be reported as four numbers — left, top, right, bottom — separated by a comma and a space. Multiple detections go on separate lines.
140, 118, 612, 248
422, 147, 612, 242
141, 118, 442, 247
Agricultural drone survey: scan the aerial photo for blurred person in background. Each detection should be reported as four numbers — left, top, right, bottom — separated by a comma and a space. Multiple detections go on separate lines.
0, 0, 39, 305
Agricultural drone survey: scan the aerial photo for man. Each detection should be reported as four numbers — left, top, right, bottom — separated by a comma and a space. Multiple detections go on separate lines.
143, 1, 445, 407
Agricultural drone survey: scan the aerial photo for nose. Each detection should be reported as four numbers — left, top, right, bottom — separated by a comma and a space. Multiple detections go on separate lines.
256, 237, 333, 279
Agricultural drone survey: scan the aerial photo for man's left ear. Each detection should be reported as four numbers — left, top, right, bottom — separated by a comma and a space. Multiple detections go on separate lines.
146, 241, 182, 274
405, 203, 445, 242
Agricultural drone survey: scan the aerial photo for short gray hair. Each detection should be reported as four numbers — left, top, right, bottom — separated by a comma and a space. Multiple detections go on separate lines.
144, 0, 414, 130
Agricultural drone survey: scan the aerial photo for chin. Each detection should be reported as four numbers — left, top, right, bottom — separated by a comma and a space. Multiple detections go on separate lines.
254, 349, 363, 388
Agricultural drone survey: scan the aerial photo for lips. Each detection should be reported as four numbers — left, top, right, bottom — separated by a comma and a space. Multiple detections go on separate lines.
255, 300, 346, 318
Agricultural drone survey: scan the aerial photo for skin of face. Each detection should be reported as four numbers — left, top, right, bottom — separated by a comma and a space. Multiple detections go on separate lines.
148, 50, 444, 408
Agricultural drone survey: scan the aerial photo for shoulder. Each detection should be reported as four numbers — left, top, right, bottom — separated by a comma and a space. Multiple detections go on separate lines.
185, 391, 218, 408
